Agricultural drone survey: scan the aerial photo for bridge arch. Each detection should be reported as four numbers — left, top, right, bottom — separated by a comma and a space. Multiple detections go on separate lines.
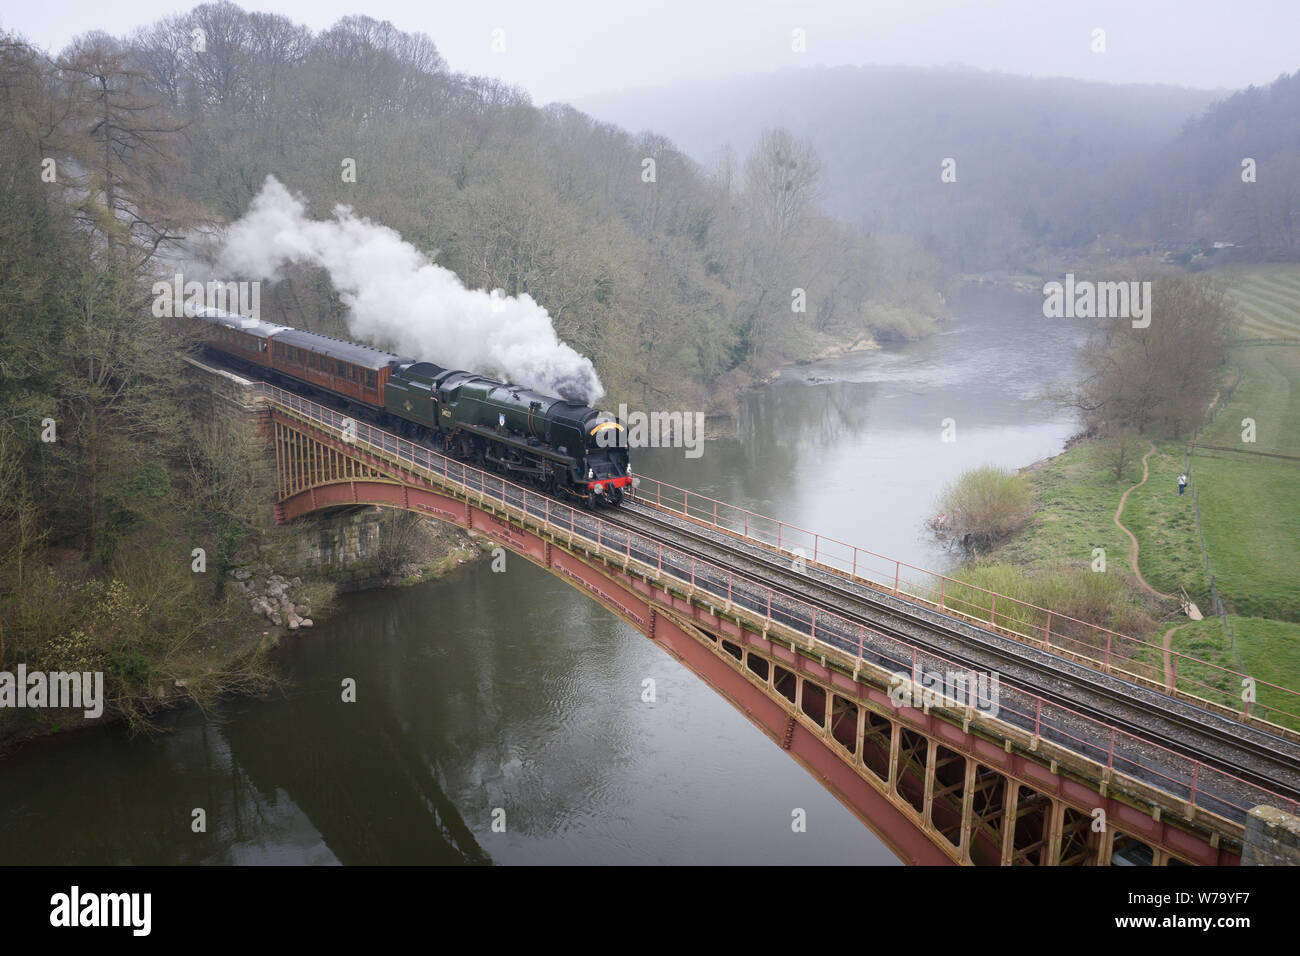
257, 389, 1262, 866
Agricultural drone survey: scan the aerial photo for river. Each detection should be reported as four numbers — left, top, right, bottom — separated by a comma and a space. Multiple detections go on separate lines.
0, 284, 1085, 865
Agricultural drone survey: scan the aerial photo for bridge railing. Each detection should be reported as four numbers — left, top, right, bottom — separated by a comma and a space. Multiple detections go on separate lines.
258, 384, 1299, 825
628, 474, 1300, 732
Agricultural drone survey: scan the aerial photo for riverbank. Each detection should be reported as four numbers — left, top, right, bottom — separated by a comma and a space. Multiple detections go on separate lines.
971, 284, 1300, 725
0, 515, 488, 756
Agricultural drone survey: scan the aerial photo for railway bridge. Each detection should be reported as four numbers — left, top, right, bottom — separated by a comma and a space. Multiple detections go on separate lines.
196, 358, 1300, 866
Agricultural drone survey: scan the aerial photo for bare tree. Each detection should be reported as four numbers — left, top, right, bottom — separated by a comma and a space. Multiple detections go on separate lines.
1102, 429, 1140, 482
58, 33, 191, 270
744, 127, 822, 243
1053, 275, 1236, 438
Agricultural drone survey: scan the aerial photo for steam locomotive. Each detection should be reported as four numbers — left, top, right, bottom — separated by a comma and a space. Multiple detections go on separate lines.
183, 307, 632, 506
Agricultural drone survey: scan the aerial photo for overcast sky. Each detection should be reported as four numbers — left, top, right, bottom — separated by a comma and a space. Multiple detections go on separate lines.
3, 0, 1298, 104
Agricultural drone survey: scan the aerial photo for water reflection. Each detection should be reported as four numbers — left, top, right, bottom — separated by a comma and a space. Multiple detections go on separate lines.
0, 284, 1079, 866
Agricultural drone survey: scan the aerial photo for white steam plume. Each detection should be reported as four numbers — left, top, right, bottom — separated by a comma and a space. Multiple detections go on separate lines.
216, 176, 604, 404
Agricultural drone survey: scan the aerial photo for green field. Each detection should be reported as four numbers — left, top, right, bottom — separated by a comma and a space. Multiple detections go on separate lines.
1198, 346, 1300, 457
987, 264, 1300, 721
1171, 616, 1300, 725
1194, 269, 1300, 623
1225, 265, 1300, 340
1001, 439, 1206, 607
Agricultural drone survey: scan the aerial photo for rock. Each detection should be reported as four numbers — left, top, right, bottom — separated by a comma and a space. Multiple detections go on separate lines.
300, 619, 313, 628
295, 604, 310, 616
291, 577, 302, 588
271, 612, 282, 626
287, 614, 301, 630
232, 569, 252, 581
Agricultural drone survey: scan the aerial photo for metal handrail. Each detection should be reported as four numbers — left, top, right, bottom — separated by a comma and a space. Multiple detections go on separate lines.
628, 473, 1300, 727
256, 383, 1299, 823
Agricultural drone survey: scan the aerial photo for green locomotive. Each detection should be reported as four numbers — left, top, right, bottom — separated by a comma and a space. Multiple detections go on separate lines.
186, 307, 631, 506
384, 362, 632, 505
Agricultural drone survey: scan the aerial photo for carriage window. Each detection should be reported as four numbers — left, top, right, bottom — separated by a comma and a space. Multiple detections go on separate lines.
259, 340, 267, 353
366, 371, 377, 389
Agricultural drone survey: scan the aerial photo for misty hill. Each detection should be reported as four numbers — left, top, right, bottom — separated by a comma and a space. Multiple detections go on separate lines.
5, 4, 948, 415
1130, 71, 1300, 260
576, 65, 1249, 271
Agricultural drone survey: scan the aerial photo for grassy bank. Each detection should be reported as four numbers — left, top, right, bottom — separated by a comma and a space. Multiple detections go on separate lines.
969, 265, 1300, 725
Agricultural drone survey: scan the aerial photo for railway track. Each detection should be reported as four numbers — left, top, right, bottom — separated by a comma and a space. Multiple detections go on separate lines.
206, 357, 1300, 822
598, 500, 1300, 817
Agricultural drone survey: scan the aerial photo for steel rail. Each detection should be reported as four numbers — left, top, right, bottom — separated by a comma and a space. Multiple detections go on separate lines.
251, 379, 1300, 824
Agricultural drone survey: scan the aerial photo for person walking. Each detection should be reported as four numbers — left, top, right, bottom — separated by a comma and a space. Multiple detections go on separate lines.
1178, 473, 1188, 495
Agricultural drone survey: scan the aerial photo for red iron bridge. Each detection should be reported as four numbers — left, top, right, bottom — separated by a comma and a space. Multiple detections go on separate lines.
198, 358, 1300, 866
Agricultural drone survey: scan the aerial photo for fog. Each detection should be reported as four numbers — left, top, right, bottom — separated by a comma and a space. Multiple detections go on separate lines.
5, 0, 1298, 105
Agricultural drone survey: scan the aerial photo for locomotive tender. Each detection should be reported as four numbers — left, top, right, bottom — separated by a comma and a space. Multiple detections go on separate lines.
184, 307, 632, 506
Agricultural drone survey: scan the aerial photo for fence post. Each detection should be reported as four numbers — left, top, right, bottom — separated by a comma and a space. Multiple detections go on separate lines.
1044, 612, 1051, 649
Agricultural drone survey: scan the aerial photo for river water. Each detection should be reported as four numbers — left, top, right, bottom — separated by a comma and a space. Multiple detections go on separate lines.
0, 285, 1085, 865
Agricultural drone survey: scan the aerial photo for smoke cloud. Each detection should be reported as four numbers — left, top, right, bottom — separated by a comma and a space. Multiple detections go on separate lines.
216, 176, 604, 404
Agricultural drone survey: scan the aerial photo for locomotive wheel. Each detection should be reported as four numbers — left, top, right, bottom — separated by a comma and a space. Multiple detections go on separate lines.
606, 486, 625, 506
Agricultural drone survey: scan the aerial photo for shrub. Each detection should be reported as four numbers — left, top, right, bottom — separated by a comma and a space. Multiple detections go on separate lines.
929, 465, 1034, 554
